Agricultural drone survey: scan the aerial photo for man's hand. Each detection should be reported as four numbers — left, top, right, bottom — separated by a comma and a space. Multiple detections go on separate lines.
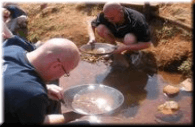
2, 8, 10, 23
46, 84, 64, 101
113, 41, 153, 54
87, 38, 96, 45
43, 111, 85, 124
86, 16, 97, 45
2, 8, 13, 39
113, 43, 127, 54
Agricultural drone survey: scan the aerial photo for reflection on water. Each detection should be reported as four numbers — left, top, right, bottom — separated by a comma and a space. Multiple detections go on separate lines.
89, 115, 101, 123
99, 67, 150, 118
60, 61, 192, 124
95, 98, 111, 111
158, 71, 183, 85
88, 85, 95, 90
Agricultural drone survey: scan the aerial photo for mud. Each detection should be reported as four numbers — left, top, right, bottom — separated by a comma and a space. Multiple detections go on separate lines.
59, 61, 192, 124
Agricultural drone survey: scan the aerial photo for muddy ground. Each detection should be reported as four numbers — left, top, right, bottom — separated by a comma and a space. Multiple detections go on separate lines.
17, 2, 193, 77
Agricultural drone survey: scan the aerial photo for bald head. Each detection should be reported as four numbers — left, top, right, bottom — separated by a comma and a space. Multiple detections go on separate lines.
27, 38, 80, 82
103, 2, 122, 13
43, 38, 79, 58
39, 38, 80, 66
103, 2, 124, 24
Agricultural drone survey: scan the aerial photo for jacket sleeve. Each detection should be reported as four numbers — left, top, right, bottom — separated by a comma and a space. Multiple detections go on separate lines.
91, 12, 109, 27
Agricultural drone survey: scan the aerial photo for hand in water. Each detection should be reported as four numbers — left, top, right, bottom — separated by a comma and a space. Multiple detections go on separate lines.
87, 39, 96, 45
87, 39, 97, 50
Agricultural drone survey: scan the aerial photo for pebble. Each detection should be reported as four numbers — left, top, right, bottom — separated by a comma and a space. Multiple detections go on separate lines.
180, 78, 192, 92
157, 101, 180, 114
163, 85, 180, 97
155, 101, 183, 124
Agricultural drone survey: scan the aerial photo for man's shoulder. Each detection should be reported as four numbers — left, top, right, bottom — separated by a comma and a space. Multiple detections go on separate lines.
124, 7, 147, 25
124, 7, 144, 17
4, 73, 46, 95
4, 60, 46, 95
92, 12, 109, 26
3, 35, 35, 51
97, 12, 105, 20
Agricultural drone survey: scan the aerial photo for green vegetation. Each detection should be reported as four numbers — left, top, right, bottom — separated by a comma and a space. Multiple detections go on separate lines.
178, 57, 192, 78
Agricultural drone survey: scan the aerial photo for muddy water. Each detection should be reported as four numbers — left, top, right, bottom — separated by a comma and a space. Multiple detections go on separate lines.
59, 61, 192, 124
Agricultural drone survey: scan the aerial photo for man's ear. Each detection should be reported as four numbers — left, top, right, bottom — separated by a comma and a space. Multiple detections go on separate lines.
50, 61, 61, 70
120, 7, 124, 13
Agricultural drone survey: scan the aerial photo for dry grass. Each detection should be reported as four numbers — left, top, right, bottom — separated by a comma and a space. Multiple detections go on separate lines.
159, 3, 192, 26
20, 3, 89, 47
152, 35, 192, 63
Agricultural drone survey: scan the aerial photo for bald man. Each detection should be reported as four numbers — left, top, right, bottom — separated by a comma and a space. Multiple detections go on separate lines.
3, 23, 83, 124
88, 2, 153, 54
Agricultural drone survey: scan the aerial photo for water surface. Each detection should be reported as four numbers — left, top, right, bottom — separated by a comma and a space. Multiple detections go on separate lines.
60, 61, 192, 124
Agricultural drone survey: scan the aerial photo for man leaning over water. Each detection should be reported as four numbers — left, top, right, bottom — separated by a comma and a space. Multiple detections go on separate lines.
2, 21, 89, 124
87, 2, 153, 54
87, 2, 157, 74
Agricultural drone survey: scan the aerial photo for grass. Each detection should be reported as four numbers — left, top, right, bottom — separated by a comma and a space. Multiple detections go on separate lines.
178, 57, 193, 78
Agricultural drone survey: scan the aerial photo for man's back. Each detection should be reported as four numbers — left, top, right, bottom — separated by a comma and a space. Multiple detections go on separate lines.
3, 36, 49, 124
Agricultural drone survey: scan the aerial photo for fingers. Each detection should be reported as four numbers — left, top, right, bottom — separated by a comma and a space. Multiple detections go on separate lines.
46, 84, 64, 101
113, 44, 123, 54
113, 45, 121, 54
87, 39, 96, 45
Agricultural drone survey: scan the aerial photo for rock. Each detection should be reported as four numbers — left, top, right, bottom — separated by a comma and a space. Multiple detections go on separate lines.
157, 101, 180, 115
180, 78, 192, 92
155, 101, 182, 124
163, 85, 180, 97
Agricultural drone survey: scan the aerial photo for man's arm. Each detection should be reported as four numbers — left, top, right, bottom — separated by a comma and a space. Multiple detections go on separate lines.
126, 41, 153, 50
114, 41, 153, 53
43, 112, 84, 124
15, 94, 82, 125
2, 22, 14, 39
86, 17, 96, 44
43, 114, 65, 124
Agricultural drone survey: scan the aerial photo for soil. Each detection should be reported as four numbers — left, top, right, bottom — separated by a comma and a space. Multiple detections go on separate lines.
17, 2, 192, 74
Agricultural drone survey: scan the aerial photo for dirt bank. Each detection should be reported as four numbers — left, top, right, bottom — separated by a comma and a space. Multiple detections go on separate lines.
18, 2, 192, 77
